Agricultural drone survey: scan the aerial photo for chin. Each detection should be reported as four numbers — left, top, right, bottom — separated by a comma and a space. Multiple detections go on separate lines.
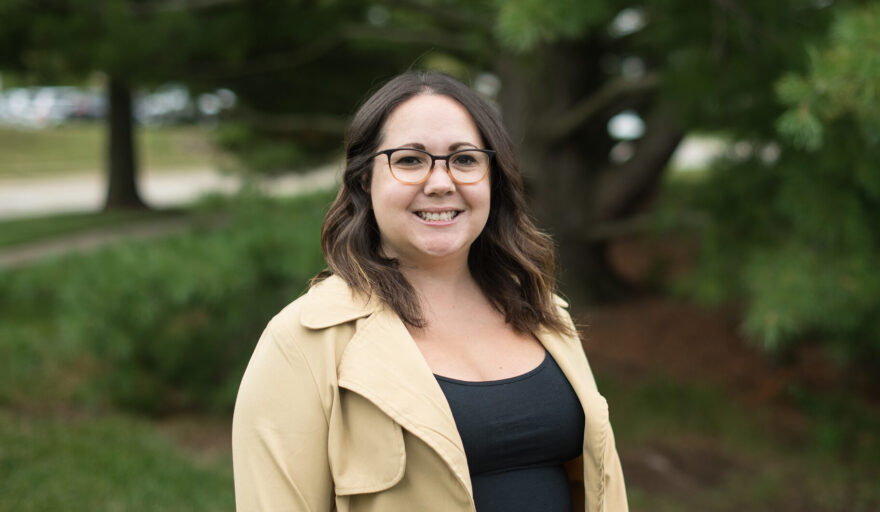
418, 240, 471, 259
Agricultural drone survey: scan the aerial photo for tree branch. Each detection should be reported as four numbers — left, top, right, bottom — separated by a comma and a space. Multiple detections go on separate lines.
593, 108, 683, 220
586, 214, 656, 241
587, 211, 708, 241
210, 33, 345, 80
132, 0, 245, 15
711, 0, 766, 53
339, 22, 479, 52
537, 72, 660, 140
197, 22, 476, 81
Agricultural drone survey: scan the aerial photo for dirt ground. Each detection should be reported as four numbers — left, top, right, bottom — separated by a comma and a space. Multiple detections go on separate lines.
587, 235, 857, 402
576, 235, 879, 510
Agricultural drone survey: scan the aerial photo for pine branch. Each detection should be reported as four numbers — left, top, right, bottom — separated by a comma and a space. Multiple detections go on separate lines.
379, 0, 493, 32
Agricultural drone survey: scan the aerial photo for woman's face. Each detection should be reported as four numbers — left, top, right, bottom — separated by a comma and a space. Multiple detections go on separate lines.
369, 94, 491, 268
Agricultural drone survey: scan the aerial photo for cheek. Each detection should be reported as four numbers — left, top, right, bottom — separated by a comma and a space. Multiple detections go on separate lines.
466, 183, 492, 216
369, 172, 410, 228
368, 165, 387, 214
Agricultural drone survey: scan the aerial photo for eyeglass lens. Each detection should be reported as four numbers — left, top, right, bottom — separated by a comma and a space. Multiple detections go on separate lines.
387, 149, 489, 183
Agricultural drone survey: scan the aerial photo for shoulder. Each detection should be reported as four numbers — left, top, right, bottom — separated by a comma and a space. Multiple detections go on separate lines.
552, 293, 569, 309
551, 293, 578, 329
274, 275, 379, 328
261, 275, 380, 350
239, 276, 378, 410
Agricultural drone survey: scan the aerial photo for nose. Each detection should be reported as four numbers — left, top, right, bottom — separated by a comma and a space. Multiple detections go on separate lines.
422, 158, 455, 195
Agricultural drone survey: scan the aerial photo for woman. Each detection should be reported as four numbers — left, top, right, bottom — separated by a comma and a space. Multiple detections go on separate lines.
232, 71, 628, 512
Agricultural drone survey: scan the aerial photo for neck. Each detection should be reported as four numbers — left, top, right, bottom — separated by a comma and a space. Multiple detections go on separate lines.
398, 256, 483, 316
400, 257, 472, 293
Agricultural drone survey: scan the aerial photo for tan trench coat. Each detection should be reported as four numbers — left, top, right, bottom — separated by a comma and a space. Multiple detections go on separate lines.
232, 275, 628, 512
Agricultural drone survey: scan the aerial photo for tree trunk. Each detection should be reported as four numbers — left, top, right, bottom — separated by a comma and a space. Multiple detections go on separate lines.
496, 42, 681, 303
104, 75, 147, 210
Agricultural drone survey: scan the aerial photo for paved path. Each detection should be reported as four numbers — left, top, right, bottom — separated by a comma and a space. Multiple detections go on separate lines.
0, 165, 340, 268
0, 164, 339, 219
0, 216, 200, 268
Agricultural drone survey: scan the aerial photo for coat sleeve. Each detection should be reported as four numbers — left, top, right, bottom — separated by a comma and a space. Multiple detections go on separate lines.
232, 322, 333, 512
603, 423, 629, 512
555, 299, 629, 512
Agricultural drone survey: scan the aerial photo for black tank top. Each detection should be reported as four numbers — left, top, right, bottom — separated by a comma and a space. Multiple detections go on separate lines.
435, 350, 585, 512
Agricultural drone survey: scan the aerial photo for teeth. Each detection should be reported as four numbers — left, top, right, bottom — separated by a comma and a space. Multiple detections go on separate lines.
417, 211, 457, 221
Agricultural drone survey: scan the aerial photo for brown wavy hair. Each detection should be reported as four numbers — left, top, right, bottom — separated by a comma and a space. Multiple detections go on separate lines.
316, 71, 572, 335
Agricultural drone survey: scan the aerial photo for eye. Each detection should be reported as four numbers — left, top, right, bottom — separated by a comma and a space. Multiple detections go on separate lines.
396, 156, 422, 165
451, 153, 478, 166
390, 151, 429, 168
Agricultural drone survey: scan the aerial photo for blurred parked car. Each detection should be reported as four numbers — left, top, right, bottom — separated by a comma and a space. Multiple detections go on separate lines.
0, 83, 235, 127
0, 86, 106, 127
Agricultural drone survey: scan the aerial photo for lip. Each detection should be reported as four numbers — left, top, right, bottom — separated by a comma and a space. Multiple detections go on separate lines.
414, 206, 464, 213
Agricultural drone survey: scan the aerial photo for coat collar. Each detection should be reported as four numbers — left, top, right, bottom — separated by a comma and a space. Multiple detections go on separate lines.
300, 275, 606, 511
300, 275, 381, 328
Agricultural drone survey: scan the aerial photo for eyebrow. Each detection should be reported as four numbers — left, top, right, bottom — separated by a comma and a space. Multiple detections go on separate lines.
399, 142, 480, 151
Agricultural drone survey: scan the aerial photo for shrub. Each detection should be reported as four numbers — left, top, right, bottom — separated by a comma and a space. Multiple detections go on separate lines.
0, 191, 332, 414
660, 5, 880, 374
663, 131, 880, 371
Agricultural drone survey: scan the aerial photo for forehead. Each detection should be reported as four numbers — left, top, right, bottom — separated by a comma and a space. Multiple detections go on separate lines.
380, 94, 482, 148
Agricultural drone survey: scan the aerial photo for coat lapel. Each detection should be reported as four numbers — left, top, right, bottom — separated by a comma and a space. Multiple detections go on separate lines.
301, 276, 472, 497
336, 307, 473, 496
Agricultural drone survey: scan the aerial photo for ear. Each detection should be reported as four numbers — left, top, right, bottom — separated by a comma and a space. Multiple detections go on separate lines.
360, 170, 371, 193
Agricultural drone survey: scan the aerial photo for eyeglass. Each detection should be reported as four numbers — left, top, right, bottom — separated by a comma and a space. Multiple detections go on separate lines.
371, 147, 495, 185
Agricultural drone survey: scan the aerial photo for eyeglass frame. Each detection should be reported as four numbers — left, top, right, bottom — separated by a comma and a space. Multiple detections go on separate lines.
370, 147, 496, 185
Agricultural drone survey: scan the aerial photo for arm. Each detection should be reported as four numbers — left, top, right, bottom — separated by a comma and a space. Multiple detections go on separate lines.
603, 424, 629, 512
232, 323, 333, 511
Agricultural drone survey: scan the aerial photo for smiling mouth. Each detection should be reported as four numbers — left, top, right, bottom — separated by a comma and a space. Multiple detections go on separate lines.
415, 210, 461, 222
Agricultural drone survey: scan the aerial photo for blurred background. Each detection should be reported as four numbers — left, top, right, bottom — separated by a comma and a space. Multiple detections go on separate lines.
1, 1, 878, 510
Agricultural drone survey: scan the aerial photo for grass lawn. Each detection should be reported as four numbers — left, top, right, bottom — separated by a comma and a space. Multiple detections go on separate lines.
0, 410, 233, 511
0, 124, 218, 178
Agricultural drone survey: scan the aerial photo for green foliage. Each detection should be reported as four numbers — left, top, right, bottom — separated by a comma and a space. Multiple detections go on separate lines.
214, 121, 315, 174
0, 411, 233, 511
493, 0, 612, 51
0, 322, 52, 405
775, 107, 823, 151
640, 0, 833, 137
0, 0, 202, 82
0, 191, 332, 414
776, 3, 880, 150
669, 125, 880, 365
661, 4, 880, 370
742, 242, 880, 351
